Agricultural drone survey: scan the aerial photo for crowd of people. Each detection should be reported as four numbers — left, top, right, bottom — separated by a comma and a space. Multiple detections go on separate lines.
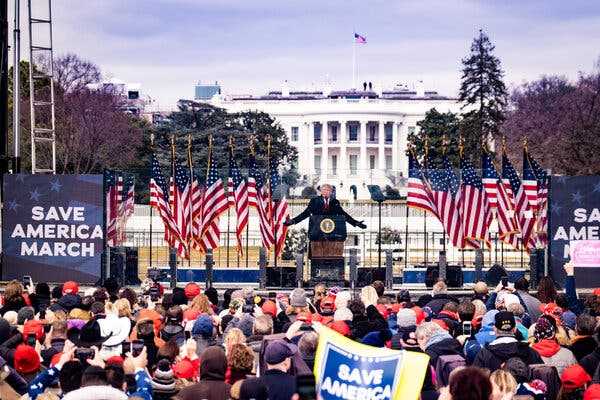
0, 261, 599, 400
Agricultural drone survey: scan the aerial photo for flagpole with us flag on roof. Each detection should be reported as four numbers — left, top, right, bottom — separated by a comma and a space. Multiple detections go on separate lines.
353, 32, 367, 89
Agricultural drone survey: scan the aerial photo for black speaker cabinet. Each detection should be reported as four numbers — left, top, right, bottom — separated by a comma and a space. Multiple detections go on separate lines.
485, 264, 508, 287
310, 258, 344, 286
125, 248, 141, 285
425, 265, 463, 288
266, 267, 296, 288
356, 268, 386, 287
109, 248, 125, 286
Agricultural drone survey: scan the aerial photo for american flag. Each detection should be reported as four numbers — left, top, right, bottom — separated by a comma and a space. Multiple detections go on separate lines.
459, 156, 492, 247
269, 158, 289, 257
189, 173, 204, 253
228, 149, 249, 254
171, 163, 191, 258
428, 157, 463, 248
407, 151, 437, 216
528, 154, 549, 248
104, 169, 120, 247
150, 153, 185, 254
117, 175, 135, 243
198, 143, 229, 251
248, 155, 274, 249
482, 152, 519, 242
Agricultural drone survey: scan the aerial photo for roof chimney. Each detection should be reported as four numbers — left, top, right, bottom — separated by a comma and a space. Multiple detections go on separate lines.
415, 80, 425, 97
282, 80, 290, 97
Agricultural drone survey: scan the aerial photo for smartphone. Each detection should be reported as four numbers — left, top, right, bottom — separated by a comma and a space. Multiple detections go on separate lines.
501, 276, 508, 287
132, 340, 145, 357
39, 305, 47, 321
75, 348, 95, 364
27, 333, 37, 347
462, 321, 472, 337
296, 374, 317, 400
22, 276, 32, 289
121, 341, 131, 355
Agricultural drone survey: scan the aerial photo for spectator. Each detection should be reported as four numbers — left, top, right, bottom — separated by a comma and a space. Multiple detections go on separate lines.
442, 367, 493, 400
256, 339, 297, 400
298, 331, 318, 370
192, 315, 219, 356
416, 322, 464, 370
559, 364, 591, 400
227, 344, 254, 384
531, 315, 577, 375
372, 281, 385, 298
360, 286, 379, 307
472, 311, 542, 372
537, 277, 558, 305
473, 281, 490, 303
579, 327, 600, 378
29, 283, 51, 314
151, 359, 178, 400
0, 281, 27, 315
390, 308, 418, 350
490, 369, 517, 400
425, 281, 458, 317
502, 357, 546, 400
569, 314, 598, 361
514, 277, 542, 322
176, 346, 230, 400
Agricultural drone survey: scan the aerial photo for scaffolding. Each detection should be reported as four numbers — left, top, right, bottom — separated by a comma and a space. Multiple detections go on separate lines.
27, 0, 56, 174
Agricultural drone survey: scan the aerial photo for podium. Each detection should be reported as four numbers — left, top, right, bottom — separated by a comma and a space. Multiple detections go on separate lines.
309, 215, 346, 284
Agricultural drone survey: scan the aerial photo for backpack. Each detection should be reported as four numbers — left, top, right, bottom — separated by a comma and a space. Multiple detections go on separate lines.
434, 354, 466, 387
529, 364, 560, 400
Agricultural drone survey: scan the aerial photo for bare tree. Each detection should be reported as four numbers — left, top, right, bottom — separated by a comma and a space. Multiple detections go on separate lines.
53, 53, 101, 93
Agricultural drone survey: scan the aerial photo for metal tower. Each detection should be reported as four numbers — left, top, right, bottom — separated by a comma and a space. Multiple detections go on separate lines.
27, 0, 56, 174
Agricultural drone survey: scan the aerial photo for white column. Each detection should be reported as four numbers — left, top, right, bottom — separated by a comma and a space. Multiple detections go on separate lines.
392, 121, 400, 172
378, 121, 385, 170
398, 122, 408, 176
321, 121, 328, 181
307, 122, 315, 175
359, 120, 367, 172
339, 121, 347, 182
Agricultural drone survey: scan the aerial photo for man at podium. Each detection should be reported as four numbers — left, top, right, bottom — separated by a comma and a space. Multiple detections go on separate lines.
284, 184, 367, 229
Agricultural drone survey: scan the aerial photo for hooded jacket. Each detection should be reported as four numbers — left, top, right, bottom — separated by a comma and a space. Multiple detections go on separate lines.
424, 331, 463, 367
175, 346, 231, 400
424, 294, 459, 317
472, 335, 542, 372
569, 335, 597, 362
531, 339, 577, 375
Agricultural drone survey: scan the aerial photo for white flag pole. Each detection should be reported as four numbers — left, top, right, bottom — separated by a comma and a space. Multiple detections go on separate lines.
352, 34, 356, 89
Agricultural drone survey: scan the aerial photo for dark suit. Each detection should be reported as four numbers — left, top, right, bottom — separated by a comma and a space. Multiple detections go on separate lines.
290, 196, 361, 227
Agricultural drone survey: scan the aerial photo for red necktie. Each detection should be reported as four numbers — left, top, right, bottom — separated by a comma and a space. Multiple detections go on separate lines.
324, 198, 329, 211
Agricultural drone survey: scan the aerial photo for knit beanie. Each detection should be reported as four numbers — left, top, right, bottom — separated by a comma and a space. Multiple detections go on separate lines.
290, 288, 307, 308
534, 316, 556, 342
152, 359, 177, 396
396, 308, 417, 328
333, 308, 353, 322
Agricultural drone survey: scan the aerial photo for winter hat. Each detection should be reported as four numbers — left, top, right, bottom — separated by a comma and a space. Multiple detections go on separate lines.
540, 302, 563, 318
534, 316, 556, 342
173, 358, 197, 379
184, 283, 201, 300
153, 359, 177, 395
23, 320, 44, 342
328, 321, 350, 336
333, 308, 353, 322
496, 292, 520, 308
561, 364, 591, 390
62, 281, 79, 295
261, 300, 277, 317
334, 291, 352, 310
236, 314, 255, 337
106, 355, 124, 366
562, 311, 577, 331
327, 287, 341, 296
397, 289, 411, 303
14, 344, 40, 374
17, 307, 35, 325
192, 315, 214, 337
290, 288, 307, 308
584, 384, 600, 400
503, 357, 530, 383
396, 309, 417, 328
3, 311, 17, 325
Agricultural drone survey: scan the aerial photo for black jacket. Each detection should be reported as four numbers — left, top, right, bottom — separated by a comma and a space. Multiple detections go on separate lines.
425, 337, 464, 367
569, 336, 598, 362
290, 196, 360, 227
472, 338, 543, 372
424, 294, 459, 317
580, 347, 600, 377
257, 369, 297, 400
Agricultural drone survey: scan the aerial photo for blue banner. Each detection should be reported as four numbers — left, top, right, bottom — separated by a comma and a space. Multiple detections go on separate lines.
549, 175, 600, 287
2, 174, 103, 282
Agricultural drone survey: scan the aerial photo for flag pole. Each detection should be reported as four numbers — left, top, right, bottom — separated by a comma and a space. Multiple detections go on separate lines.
246, 135, 255, 269
169, 134, 178, 288
441, 136, 448, 254
404, 145, 411, 271
187, 133, 194, 270
423, 136, 429, 267
226, 135, 233, 268
149, 133, 154, 271
352, 34, 356, 89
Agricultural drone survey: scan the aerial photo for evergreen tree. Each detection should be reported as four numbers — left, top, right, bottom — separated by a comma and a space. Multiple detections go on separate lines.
459, 29, 507, 163
410, 108, 461, 166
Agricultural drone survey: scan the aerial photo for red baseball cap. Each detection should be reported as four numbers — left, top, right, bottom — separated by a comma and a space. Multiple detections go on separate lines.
62, 281, 79, 295
561, 364, 591, 390
261, 300, 277, 316
184, 283, 201, 300
106, 355, 124, 367
23, 320, 44, 342
183, 309, 200, 323
593, 289, 600, 297
584, 384, 600, 400
14, 344, 40, 374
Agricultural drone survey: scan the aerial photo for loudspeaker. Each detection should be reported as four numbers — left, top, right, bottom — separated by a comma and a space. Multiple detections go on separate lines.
529, 249, 545, 287
311, 258, 344, 286
125, 248, 141, 285
109, 248, 125, 286
485, 264, 508, 286
425, 265, 463, 288
266, 267, 296, 287
357, 268, 386, 287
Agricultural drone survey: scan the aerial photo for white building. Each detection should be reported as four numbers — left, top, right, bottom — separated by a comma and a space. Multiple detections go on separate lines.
209, 81, 463, 200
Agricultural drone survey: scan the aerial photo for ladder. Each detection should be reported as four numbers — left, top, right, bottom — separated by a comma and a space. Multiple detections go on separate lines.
27, 0, 56, 174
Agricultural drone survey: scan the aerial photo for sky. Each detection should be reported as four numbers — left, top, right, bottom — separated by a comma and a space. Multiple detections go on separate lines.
10, 0, 600, 109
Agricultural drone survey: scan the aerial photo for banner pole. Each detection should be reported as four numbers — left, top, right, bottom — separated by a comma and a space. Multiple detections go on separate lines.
404, 201, 409, 271
148, 133, 155, 272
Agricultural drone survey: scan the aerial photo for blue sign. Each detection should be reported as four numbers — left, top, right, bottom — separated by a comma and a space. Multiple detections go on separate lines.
549, 175, 600, 287
2, 174, 103, 282
314, 326, 429, 400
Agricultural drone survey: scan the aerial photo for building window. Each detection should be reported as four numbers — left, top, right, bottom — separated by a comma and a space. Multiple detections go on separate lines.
330, 125, 338, 142
314, 124, 322, 143
349, 125, 358, 142
385, 124, 393, 143
369, 155, 376, 170
385, 155, 392, 170
349, 155, 358, 174
369, 126, 376, 142
291, 127, 299, 142
331, 155, 337, 175
314, 155, 321, 173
